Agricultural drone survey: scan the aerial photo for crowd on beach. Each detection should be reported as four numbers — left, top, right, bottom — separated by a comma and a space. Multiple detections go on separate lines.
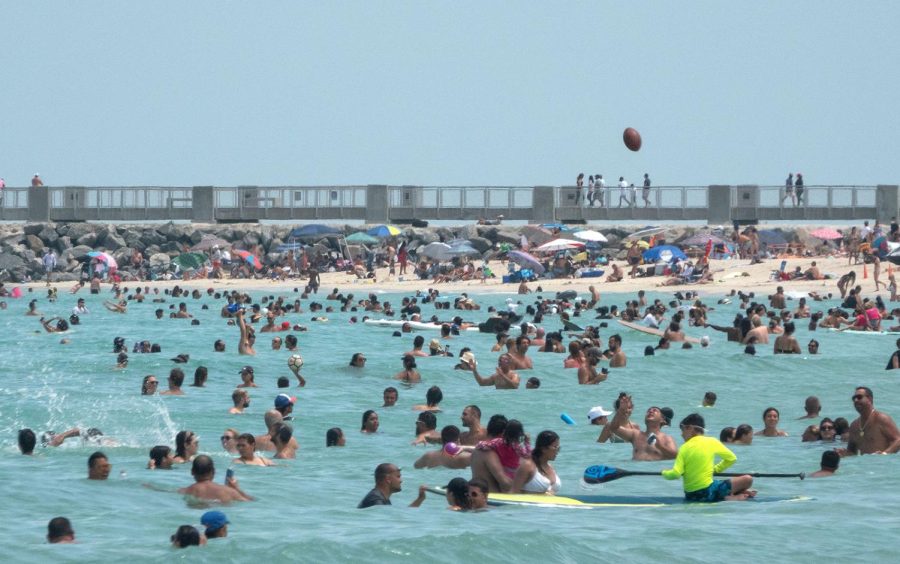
9, 241, 900, 549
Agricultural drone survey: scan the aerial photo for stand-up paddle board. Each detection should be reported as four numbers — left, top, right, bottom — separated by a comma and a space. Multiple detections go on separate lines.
425, 487, 808, 508
617, 319, 702, 344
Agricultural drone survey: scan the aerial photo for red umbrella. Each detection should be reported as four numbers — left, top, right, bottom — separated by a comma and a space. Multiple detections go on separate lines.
809, 227, 843, 240
234, 249, 263, 270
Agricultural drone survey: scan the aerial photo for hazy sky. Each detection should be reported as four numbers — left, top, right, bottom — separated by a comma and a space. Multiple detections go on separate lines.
1, 2, 896, 187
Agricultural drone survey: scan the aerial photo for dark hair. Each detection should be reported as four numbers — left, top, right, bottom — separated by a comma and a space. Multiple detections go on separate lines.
214, 339, 226, 351
383, 386, 398, 396
486, 414, 508, 438
644, 345, 655, 356
285, 334, 298, 348
326, 427, 344, 447
272, 423, 293, 445
172, 525, 201, 548
403, 354, 417, 369
277, 376, 290, 388
659, 407, 674, 427
680, 413, 706, 432
168, 368, 185, 387
362, 410, 377, 431
834, 417, 850, 435
88, 451, 107, 468
502, 419, 526, 446
425, 386, 443, 407
47, 517, 74, 542
526, 377, 541, 388
719, 427, 735, 442
856, 386, 874, 401
150, 343, 161, 353
149, 445, 172, 468
238, 433, 255, 445
175, 430, 194, 459
735, 424, 753, 440
374, 462, 396, 483
821, 450, 840, 470
446, 477, 470, 509
440, 425, 461, 445
350, 352, 365, 366
417, 411, 437, 430
18, 428, 36, 454
531, 430, 559, 472
413, 335, 425, 347
465, 404, 482, 419
783, 321, 796, 334
762, 407, 780, 421
192, 366, 208, 387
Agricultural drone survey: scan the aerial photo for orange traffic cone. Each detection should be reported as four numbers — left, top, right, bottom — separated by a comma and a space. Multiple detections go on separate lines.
864, 263, 869, 279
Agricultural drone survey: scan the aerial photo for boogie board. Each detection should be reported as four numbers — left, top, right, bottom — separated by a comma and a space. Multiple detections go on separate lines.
426, 487, 808, 508
617, 319, 702, 345
827, 328, 900, 336
363, 319, 479, 332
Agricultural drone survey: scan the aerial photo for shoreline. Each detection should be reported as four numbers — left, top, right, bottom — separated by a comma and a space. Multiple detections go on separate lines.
22, 254, 865, 301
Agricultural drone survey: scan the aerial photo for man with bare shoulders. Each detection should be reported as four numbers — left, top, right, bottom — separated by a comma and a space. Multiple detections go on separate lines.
413, 425, 472, 469
798, 396, 821, 420
255, 410, 299, 452
508, 335, 533, 370
468, 353, 520, 389
236, 309, 256, 355
604, 334, 627, 367
459, 405, 486, 446
602, 395, 677, 460
405, 335, 429, 358
837, 386, 900, 456
577, 348, 608, 385
232, 433, 274, 466
770, 286, 787, 310
470, 414, 511, 492
178, 455, 253, 502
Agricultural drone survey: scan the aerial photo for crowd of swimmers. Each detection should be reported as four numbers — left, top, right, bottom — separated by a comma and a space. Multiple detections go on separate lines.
9, 269, 900, 548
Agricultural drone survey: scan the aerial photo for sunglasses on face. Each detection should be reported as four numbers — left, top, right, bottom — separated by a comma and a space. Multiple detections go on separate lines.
221, 436, 234, 441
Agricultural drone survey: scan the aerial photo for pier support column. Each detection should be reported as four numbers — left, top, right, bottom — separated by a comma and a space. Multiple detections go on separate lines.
366, 185, 389, 224
532, 186, 556, 224
876, 185, 899, 223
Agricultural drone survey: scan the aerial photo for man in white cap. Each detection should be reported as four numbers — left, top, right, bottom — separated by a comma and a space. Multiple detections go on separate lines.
587, 406, 613, 426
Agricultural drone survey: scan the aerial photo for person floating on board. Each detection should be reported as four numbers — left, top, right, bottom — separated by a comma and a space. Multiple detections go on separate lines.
661, 413, 755, 502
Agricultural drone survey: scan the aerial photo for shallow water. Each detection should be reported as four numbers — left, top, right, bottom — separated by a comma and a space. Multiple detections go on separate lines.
2, 284, 899, 562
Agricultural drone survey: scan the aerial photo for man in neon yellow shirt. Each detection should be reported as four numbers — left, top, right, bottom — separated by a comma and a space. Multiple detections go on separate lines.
662, 413, 755, 502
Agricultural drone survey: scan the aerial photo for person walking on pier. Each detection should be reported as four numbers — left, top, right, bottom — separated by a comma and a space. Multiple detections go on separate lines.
782, 173, 795, 206
795, 173, 804, 206
618, 177, 629, 207
642, 174, 652, 207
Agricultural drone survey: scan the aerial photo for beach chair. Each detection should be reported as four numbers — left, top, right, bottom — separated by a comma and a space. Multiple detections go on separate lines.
771, 260, 787, 281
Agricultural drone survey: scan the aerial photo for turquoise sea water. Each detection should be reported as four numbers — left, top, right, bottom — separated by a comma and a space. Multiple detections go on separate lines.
2, 283, 900, 563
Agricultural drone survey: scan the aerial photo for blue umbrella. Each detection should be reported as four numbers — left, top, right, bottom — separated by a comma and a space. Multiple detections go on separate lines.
540, 223, 576, 233
289, 224, 343, 239
642, 245, 687, 263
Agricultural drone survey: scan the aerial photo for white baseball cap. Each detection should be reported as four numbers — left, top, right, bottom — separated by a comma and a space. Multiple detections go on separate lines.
587, 406, 613, 421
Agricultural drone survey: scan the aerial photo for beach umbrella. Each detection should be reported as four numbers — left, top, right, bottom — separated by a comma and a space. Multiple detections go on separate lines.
171, 252, 207, 271
508, 250, 546, 275
758, 230, 788, 246
346, 232, 380, 245
190, 235, 230, 251
420, 242, 453, 260
366, 224, 402, 238
536, 238, 586, 252
289, 224, 343, 239
809, 227, 843, 240
681, 233, 728, 247
234, 249, 263, 270
626, 226, 667, 240
642, 245, 687, 263
573, 229, 609, 243
87, 251, 118, 269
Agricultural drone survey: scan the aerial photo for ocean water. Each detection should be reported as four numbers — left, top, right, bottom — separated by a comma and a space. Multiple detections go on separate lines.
1, 283, 899, 563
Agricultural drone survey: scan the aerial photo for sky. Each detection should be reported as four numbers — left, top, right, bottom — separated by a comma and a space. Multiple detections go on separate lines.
1, 2, 897, 188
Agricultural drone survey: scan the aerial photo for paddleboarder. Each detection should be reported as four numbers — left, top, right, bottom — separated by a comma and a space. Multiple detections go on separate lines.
661, 413, 755, 502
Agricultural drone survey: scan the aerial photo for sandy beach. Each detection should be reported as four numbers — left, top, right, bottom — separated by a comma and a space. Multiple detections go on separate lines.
24, 254, 871, 301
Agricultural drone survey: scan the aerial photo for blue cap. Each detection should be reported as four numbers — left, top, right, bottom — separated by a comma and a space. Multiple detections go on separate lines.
201, 510, 229, 533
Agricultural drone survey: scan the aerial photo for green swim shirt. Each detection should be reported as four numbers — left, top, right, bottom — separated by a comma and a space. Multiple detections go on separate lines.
661, 435, 736, 492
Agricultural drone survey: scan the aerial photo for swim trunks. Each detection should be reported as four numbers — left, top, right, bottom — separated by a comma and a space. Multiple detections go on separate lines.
684, 479, 732, 503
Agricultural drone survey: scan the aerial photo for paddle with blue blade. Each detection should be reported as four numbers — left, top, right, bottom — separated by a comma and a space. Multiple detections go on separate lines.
584, 465, 804, 484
